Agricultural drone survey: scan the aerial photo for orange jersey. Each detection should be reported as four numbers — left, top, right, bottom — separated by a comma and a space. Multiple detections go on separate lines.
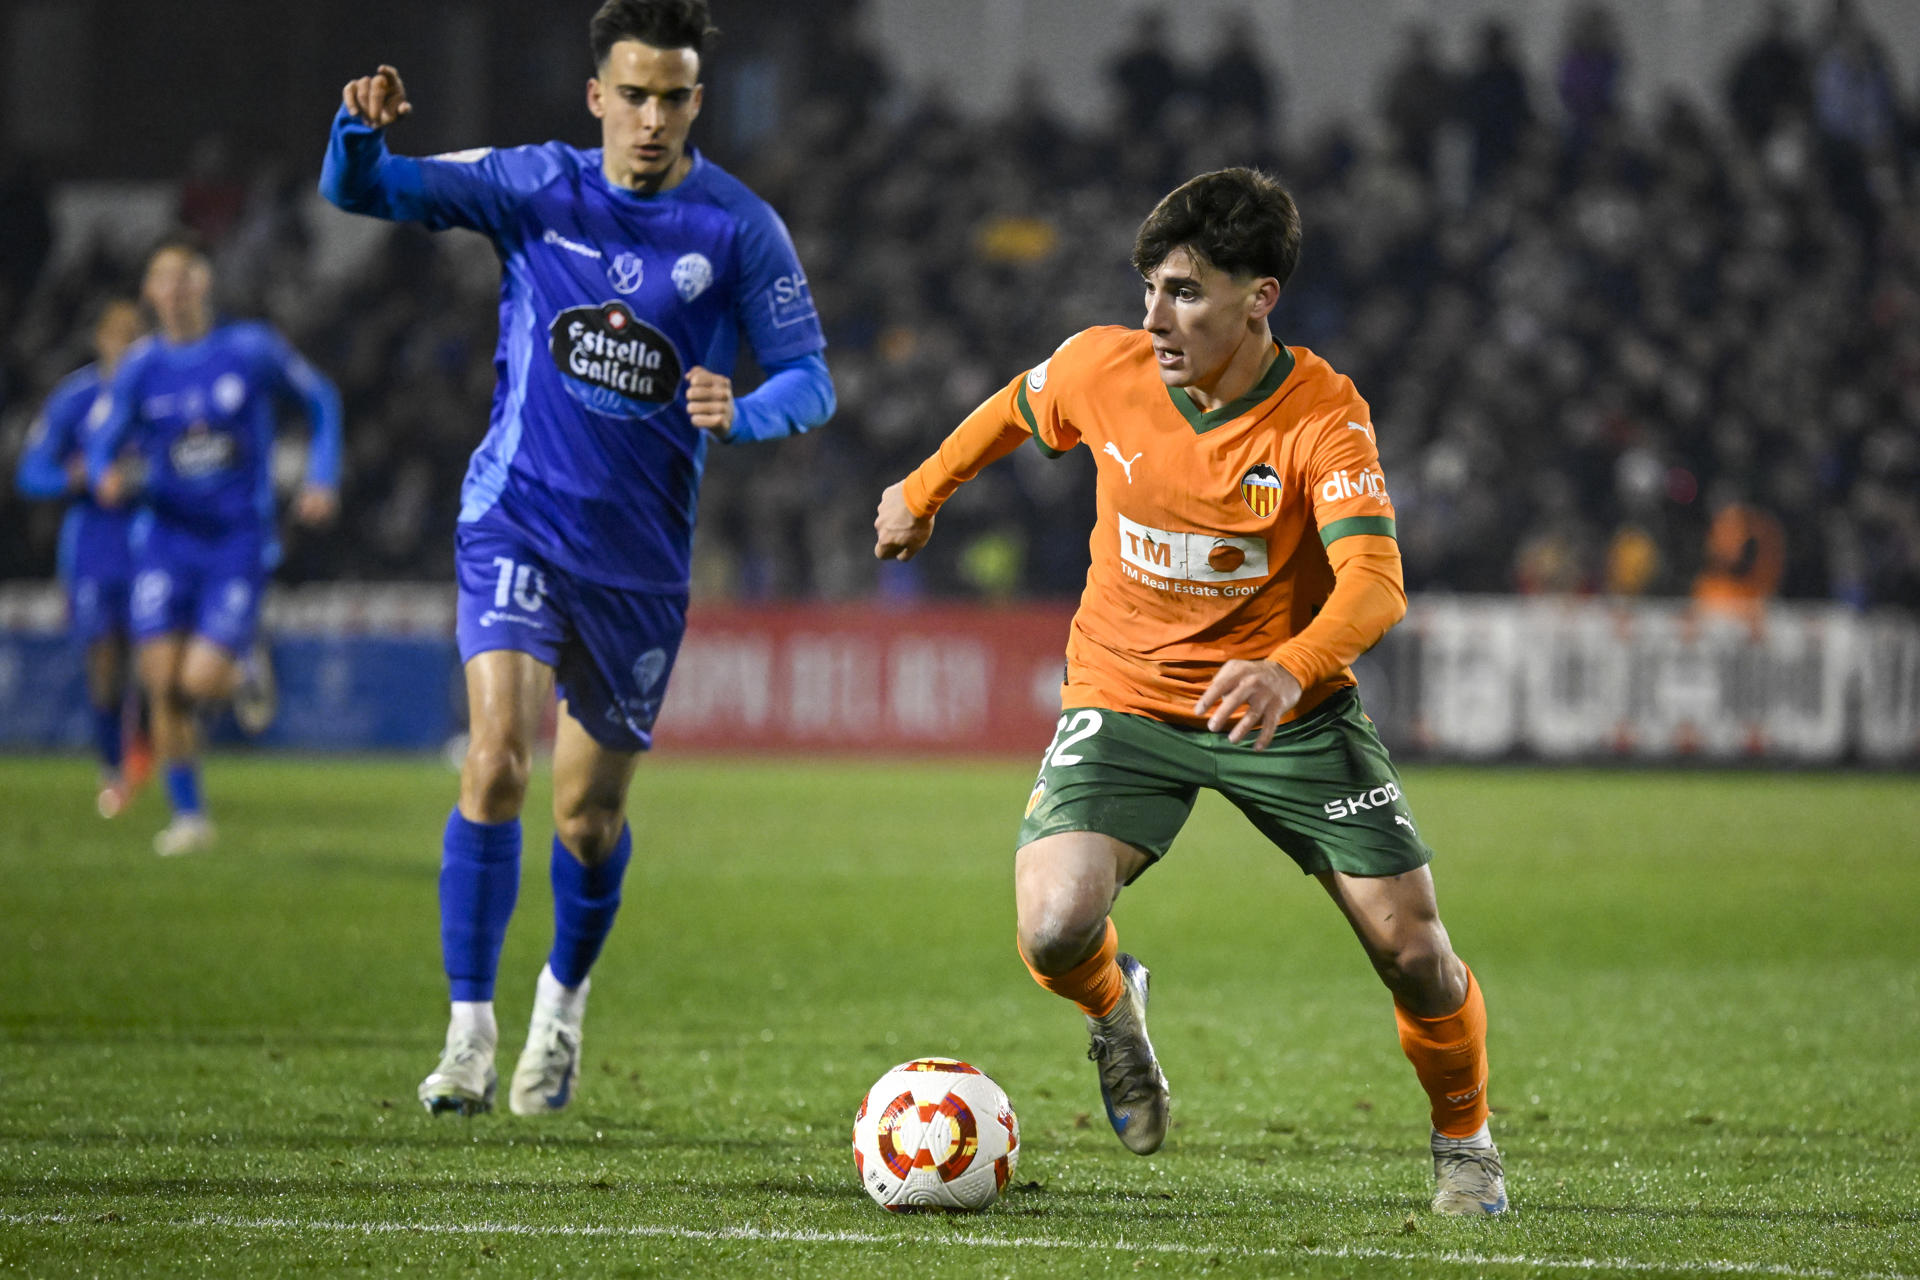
905, 325, 1405, 729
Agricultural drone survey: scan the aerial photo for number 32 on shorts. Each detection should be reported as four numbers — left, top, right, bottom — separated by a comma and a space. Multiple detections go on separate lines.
1040, 710, 1103, 768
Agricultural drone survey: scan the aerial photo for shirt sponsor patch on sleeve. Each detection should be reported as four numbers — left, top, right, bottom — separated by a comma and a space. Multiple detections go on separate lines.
767, 270, 817, 328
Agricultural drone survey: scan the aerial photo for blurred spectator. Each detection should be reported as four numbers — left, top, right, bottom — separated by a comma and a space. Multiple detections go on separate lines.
1810, 0, 1900, 238
1199, 12, 1279, 133
1726, 2, 1811, 149
177, 134, 248, 247
1382, 25, 1454, 179
0, 157, 54, 316
1555, 4, 1624, 153
1110, 10, 1182, 134
1459, 20, 1534, 193
1693, 500, 1788, 615
805, 0, 893, 135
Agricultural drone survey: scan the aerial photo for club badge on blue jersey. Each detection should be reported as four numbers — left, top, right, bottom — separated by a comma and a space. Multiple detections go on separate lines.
548, 300, 685, 417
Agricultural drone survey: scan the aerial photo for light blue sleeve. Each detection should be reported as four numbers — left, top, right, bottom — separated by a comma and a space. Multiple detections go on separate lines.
320, 105, 560, 238
257, 328, 344, 489
725, 351, 835, 445
15, 379, 87, 498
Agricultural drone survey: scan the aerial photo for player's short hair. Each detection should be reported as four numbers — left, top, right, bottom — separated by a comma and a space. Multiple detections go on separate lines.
590, 0, 719, 67
145, 228, 211, 268
1131, 168, 1302, 290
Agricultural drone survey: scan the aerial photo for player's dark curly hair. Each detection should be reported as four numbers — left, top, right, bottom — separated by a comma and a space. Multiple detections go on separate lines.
1131, 168, 1301, 289
590, 0, 719, 67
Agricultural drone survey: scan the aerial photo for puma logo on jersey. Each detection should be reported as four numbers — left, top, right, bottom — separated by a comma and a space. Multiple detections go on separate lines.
1347, 421, 1373, 439
1103, 442, 1143, 482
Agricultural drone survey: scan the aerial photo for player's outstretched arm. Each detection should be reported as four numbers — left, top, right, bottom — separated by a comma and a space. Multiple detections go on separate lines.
15, 409, 76, 500
874, 481, 935, 562
320, 67, 417, 219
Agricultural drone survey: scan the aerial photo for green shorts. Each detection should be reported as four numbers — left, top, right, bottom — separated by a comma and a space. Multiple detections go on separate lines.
1016, 689, 1432, 880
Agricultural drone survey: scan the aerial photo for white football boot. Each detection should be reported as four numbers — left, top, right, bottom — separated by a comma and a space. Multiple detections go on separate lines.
232, 641, 278, 737
153, 814, 215, 857
1431, 1130, 1509, 1214
418, 1027, 498, 1117
509, 968, 588, 1116
1086, 953, 1170, 1154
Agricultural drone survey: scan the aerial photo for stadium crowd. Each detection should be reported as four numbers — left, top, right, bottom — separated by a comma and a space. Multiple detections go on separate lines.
4, 1, 1918, 608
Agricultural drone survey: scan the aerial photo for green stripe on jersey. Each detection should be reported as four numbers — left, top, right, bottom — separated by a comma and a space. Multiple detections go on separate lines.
1319, 515, 1397, 546
1016, 382, 1066, 457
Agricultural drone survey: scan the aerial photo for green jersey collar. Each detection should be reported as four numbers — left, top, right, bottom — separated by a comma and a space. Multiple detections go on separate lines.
1166, 343, 1295, 433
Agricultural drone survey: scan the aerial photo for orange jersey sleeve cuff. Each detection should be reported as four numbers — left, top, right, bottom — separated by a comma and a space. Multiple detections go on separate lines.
901, 395, 1032, 518
1268, 534, 1407, 688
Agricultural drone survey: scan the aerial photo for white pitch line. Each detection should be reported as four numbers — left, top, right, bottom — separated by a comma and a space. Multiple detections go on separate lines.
3, 1211, 1912, 1280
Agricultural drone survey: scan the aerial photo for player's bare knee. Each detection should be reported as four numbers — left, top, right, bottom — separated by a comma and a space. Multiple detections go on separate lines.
1018, 912, 1106, 977
142, 673, 189, 715
1374, 938, 1466, 1015
461, 741, 531, 821
553, 808, 624, 865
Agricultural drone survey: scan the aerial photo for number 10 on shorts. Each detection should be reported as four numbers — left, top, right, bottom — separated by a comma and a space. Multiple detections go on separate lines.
491, 557, 547, 613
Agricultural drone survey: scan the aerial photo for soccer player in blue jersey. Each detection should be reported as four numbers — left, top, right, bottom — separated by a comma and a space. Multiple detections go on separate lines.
321, 0, 834, 1118
16, 296, 153, 818
88, 236, 344, 856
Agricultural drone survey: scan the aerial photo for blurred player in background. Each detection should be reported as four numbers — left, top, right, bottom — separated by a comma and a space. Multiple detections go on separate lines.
321, 0, 833, 1118
88, 235, 343, 856
15, 296, 153, 818
875, 168, 1506, 1215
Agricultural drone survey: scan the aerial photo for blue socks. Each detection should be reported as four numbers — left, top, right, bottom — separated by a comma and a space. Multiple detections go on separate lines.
440, 809, 522, 1002
164, 762, 201, 816
548, 824, 632, 989
437, 811, 634, 1001
92, 706, 123, 774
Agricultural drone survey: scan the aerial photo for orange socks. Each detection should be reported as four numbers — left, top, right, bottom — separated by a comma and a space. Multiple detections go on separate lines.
1022, 918, 1126, 1019
1395, 964, 1490, 1139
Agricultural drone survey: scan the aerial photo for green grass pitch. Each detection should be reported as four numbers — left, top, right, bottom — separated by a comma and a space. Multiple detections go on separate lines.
2, 755, 1916, 1277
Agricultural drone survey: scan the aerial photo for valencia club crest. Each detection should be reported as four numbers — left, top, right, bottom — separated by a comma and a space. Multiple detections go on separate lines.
1241, 464, 1282, 517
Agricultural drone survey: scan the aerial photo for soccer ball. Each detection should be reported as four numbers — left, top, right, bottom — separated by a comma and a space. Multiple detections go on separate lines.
851, 1057, 1020, 1212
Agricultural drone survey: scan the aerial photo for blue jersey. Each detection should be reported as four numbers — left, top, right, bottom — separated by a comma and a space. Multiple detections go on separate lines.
87, 321, 343, 550
321, 107, 830, 592
16, 363, 135, 584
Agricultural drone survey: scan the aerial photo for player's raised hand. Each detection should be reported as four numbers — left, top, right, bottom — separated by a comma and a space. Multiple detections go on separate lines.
295, 485, 339, 527
343, 65, 412, 128
874, 480, 934, 562
685, 367, 734, 434
1194, 659, 1303, 750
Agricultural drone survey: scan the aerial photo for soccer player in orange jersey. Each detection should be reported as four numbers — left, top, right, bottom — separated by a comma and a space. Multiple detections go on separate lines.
874, 168, 1505, 1214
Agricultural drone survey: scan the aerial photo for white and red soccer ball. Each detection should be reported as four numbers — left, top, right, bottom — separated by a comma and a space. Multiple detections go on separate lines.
851, 1058, 1019, 1212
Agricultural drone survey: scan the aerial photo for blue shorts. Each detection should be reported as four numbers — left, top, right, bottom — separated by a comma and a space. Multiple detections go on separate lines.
68, 573, 133, 645
129, 522, 267, 655
453, 525, 687, 753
